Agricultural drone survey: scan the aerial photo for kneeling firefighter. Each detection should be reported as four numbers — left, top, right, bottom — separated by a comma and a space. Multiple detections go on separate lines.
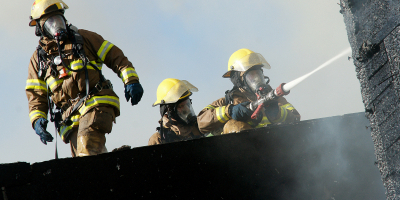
25, 0, 144, 157
197, 48, 301, 135
149, 78, 203, 145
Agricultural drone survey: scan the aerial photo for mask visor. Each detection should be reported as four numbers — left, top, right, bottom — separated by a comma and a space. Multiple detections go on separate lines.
245, 69, 268, 94
176, 99, 197, 124
43, 15, 67, 40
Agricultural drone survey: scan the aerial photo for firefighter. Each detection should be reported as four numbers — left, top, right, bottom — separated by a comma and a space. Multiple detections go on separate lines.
26, 0, 144, 157
149, 78, 203, 145
197, 48, 301, 135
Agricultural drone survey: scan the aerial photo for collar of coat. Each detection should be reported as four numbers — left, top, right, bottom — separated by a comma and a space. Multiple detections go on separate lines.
39, 37, 68, 55
233, 87, 257, 102
160, 115, 201, 137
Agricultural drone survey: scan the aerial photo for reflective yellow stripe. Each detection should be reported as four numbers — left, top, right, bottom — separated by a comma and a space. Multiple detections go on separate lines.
215, 106, 229, 123
271, 107, 288, 124
97, 41, 114, 62
59, 125, 72, 141
282, 103, 295, 111
70, 60, 103, 71
25, 79, 47, 92
249, 106, 288, 127
79, 95, 120, 115
120, 67, 138, 83
70, 114, 80, 126
59, 114, 80, 141
29, 110, 47, 123
257, 116, 271, 127
203, 105, 216, 110
247, 115, 271, 128
46, 76, 63, 92
64, 68, 73, 76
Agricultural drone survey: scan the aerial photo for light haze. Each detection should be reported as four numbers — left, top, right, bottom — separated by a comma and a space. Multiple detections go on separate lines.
0, 0, 364, 163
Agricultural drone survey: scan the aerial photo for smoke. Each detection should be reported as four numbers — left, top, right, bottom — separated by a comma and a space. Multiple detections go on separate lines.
192, 114, 384, 199
279, 114, 385, 200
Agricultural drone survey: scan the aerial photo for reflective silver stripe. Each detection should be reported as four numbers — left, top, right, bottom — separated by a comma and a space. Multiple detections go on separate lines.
46, 76, 63, 92
47, 77, 59, 87
204, 105, 215, 110
120, 67, 138, 83
70, 60, 103, 71
70, 114, 80, 125
71, 61, 84, 70
272, 107, 288, 123
59, 125, 72, 139
25, 79, 47, 92
216, 106, 229, 123
257, 116, 271, 127
29, 110, 47, 123
59, 114, 80, 141
97, 41, 114, 61
282, 103, 295, 111
79, 96, 120, 115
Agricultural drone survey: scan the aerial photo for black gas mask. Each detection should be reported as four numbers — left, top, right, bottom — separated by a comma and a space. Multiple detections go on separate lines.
43, 14, 68, 41
160, 97, 197, 126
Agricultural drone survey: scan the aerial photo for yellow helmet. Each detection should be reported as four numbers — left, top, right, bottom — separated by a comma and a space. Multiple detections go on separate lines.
153, 78, 198, 107
29, 0, 69, 27
222, 48, 271, 78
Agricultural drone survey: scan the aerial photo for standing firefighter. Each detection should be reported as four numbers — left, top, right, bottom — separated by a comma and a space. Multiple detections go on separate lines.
197, 48, 300, 135
26, 0, 144, 157
149, 78, 203, 145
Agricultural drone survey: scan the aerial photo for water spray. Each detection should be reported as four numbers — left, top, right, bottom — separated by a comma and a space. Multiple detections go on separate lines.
248, 47, 352, 119
282, 47, 352, 92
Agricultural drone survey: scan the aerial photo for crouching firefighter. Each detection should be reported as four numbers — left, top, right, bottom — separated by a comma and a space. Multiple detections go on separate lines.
148, 78, 204, 145
25, 0, 144, 157
197, 48, 301, 135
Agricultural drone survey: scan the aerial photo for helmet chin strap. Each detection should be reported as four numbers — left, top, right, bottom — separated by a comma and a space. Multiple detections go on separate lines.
35, 22, 45, 37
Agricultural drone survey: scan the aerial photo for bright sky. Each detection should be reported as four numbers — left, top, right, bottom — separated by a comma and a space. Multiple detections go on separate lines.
0, 0, 364, 164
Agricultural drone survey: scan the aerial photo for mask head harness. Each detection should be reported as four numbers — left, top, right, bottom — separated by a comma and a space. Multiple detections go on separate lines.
159, 91, 197, 126
227, 65, 271, 102
43, 14, 68, 41
243, 65, 271, 98
157, 91, 197, 143
34, 11, 67, 40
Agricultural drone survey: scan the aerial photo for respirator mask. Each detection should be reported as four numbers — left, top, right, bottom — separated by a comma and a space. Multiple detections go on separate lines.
244, 68, 269, 96
43, 14, 68, 41
175, 98, 197, 125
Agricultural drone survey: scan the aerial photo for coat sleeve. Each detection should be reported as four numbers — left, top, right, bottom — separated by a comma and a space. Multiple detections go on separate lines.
148, 132, 162, 145
197, 97, 233, 134
270, 96, 301, 124
25, 51, 49, 128
79, 29, 139, 85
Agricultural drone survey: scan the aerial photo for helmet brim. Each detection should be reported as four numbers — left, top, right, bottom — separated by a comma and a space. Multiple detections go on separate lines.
223, 53, 271, 78
153, 80, 198, 107
29, 20, 37, 27
222, 71, 231, 78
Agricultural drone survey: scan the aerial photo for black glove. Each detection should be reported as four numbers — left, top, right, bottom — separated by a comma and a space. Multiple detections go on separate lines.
124, 82, 144, 106
265, 101, 280, 121
34, 118, 54, 145
229, 102, 253, 122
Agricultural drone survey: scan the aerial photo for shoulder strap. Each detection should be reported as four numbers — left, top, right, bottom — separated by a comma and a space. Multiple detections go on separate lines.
224, 86, 238, 105
36, 45, 58, 78
69, 27, 106, 82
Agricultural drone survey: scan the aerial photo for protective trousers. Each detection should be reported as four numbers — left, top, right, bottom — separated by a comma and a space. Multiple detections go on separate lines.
68, 106, 115, 157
